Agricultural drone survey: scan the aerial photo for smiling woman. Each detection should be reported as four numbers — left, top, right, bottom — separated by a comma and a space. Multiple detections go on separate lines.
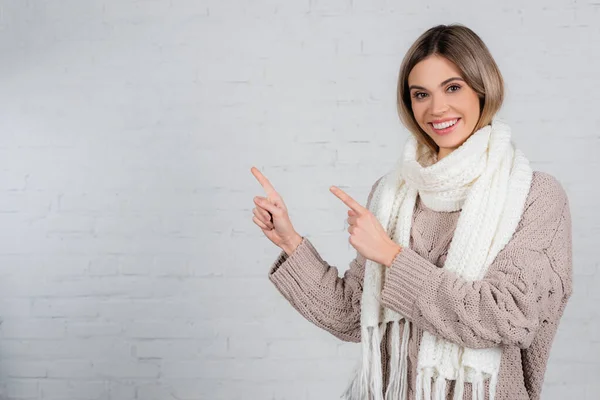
407, 59, 482, 159
255, 23, 573, 400
397, 26, 504, 161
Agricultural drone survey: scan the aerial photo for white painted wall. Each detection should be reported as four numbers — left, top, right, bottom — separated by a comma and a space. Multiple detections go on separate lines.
0, 0, 598, 399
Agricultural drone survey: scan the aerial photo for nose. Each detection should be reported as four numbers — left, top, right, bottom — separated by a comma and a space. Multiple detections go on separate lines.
430, 93, 449, 116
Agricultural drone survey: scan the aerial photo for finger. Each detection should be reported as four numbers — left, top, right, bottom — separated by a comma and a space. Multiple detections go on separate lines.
251, 166, 277, 196
256, 206, 274, 227
254, 200, 275, 222
253, 216, 270, 231
253, 205, 271, 221
254, 196, 279, 216
253, 207, 274, 229
329, 186, 366, 213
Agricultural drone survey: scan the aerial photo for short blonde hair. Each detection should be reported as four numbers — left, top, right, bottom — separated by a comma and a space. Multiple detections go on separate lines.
396, 24, 505, 154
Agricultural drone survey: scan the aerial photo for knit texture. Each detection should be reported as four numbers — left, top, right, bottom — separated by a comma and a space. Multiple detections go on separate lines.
268, 171, 572, 400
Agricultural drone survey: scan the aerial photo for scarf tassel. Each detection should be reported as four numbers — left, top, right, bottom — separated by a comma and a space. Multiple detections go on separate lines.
385, 320, 401, 400
340, 326, 370, 400
472, 370, 499, 400
489, 370, 498, 400
385, 319, 410, 400
433, 373, 447, 399
370, 324, 385, 400
472, 371, 484, 400
416, 368, 455, 400
452, 366, 465, 400
384, 319, 410, 400
341, 325, 385, 400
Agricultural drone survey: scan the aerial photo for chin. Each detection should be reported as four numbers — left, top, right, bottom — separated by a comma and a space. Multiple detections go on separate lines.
435, 134, 468, 148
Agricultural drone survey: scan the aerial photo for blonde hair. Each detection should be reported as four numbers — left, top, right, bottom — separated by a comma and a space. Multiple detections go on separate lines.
396, 24, 505, 154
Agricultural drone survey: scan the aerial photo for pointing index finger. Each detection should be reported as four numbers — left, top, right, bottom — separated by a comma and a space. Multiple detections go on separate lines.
251, 166, 276, 196
330, 186, 366, 213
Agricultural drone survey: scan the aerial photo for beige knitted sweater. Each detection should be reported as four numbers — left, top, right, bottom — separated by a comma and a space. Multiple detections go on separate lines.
268, 171, 572, 400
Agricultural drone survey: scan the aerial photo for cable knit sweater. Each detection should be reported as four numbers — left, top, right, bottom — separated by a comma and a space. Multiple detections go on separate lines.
268, 171, 572, 400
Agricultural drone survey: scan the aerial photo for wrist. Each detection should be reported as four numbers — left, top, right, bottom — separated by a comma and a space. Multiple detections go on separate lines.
282, 233, 303, 256
385, 243, 402, 268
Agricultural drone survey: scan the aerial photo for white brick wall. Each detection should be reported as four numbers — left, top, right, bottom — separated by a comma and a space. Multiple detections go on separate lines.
0, 0, 598, 399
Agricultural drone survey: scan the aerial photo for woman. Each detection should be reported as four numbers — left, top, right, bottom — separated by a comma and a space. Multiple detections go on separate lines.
250, 24, 572, 400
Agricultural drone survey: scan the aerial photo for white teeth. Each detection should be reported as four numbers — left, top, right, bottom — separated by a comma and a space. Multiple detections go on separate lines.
432, 119, 458, 129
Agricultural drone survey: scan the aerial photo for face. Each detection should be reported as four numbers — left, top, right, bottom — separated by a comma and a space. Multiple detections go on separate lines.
407, 54, 481, 160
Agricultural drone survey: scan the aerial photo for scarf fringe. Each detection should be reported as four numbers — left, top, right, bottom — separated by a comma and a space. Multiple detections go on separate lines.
385, 321, 400, 400
417, 368, 458, 400
434, 373, 447, 399
341, 320, 412, 400
489, 369, 498, 400
340, 322, 499, 400
413, 366, 498, 400
385, 319, 410, 400
370, 325, 385, 400
340, 328, 369, 400
452, 365, 465, 400
472, 371, 484, 400
340, 325, 384, 400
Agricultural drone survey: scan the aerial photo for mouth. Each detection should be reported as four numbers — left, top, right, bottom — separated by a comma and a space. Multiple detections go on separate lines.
429, 118, 461, 135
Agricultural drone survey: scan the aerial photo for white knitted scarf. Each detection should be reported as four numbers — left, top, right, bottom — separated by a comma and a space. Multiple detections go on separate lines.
341, 118, 533, 400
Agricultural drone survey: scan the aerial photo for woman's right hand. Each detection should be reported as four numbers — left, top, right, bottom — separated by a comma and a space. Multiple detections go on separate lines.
250, 166, 302, 253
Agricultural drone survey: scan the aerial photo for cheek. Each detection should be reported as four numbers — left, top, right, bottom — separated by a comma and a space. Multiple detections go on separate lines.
459, 92, 480, 114
411, 102, 427, 121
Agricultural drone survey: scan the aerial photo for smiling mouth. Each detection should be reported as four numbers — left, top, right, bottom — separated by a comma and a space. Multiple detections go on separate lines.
429, 118, 461, 134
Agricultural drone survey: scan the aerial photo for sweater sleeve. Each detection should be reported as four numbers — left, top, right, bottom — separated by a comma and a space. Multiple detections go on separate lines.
380, 172, 573, 350
267, 176, 384, 343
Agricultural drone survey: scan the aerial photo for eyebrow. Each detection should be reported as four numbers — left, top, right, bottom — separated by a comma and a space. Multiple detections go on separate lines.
408, 77, 465, 91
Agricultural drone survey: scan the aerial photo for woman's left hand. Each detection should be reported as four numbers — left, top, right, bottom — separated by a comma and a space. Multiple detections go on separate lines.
330, 185, 402, 267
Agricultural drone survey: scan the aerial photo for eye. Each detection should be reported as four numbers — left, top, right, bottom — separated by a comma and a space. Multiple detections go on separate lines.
447, 84, 461, 92
412, 92, 427, 100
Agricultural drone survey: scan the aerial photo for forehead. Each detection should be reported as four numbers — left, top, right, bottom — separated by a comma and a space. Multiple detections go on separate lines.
408, 55, 462, 85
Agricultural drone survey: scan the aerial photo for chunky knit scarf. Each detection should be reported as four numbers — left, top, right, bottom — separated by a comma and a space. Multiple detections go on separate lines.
341, 117, 533, 400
